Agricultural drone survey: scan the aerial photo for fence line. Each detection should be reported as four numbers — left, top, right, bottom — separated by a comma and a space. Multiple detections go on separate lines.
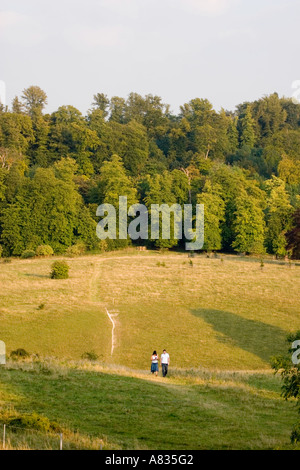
0, 423, 103, 450
0, 423, 64, 450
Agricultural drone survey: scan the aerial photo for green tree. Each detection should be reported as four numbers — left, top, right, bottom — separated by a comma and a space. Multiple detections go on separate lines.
103, 120, 149, 176
197, 181, 225, 251
0, 112, 34, 154
0, 167, 6, 202
265, 176, 293, 257
144, 171, 179, 249
21, 86, 47, 119
95, 155, 138, 249
232, 191, 266, 254
239, 105, 256, 148
4, 159, 27, 203
109, 96, 126, 123
286, 209, 300, 259
227, 115, 239, 154
98, 155, 137, 207
0, 167, 96, 254
48, 106, 99, 175
252, 93, 287, 143
29, 115, 50, 166
92, 93, 109, 118
11, 96, 24, 114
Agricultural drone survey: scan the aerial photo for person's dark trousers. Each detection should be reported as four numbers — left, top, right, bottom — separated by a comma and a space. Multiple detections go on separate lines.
162, 364, 168, 377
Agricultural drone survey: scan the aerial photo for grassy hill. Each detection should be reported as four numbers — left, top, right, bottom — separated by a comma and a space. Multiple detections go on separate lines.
0, 250, 299, 369
0, 360, 298, 450
1, 250, 299, 449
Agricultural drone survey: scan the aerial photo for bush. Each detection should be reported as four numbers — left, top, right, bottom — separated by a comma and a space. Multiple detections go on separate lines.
106, 239, 131, 251
50, 261, 69, 279
260, 259, 264, 269
98, 240, 108, 252
156, 262, 166, 267
291, 423, 300, 444
21, 250, 36, 259
65, 242, 86, 258
10, 348, 30, 360
81, 351, 99, 361
36, 245, 54, 257
0, 245, 2, 258
272, 331, 300, 443
8, 412, 62, 433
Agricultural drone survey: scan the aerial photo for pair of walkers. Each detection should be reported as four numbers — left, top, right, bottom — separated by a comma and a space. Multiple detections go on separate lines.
151, 349, 170, 377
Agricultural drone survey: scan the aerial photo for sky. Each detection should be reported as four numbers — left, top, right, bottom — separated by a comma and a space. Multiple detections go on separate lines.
0, 0, 300, 115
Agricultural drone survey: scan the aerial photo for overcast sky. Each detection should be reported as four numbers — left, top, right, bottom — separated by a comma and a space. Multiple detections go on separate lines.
0, 0, 299, 115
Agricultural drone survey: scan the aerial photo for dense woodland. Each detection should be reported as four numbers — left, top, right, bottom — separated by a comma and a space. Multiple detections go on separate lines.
0, 86, 300, 258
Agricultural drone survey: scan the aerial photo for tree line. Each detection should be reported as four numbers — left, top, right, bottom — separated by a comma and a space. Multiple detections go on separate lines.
0, 86, 299, 257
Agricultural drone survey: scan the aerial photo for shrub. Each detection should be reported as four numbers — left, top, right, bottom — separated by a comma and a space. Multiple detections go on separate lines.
81, 351, 99, 361
36, 245, 54, 257
10, 348, 30, 360
260, 259, 264, 270
50, 261, 69, 279
65, 242, 86, 258
0, 245, 2, 258
2, 258, 11, 263
106, 239, 131, 251
98, 240, 108, 252
21, 250, 36, 259
272, 331, 300, 444
8, 412, 62, 433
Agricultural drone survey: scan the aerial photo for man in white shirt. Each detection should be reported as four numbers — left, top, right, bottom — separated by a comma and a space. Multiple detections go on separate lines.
161, 349, 170, 377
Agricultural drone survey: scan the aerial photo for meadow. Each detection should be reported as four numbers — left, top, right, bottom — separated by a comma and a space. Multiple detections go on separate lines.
0, 360, 298, 450
0, 250, 300, 449
1, 250, 299, 369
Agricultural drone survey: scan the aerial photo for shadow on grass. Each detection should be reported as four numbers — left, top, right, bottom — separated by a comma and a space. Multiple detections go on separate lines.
0, 365, 294, 450
23, 273, 50, 279
191, 309, 287, 363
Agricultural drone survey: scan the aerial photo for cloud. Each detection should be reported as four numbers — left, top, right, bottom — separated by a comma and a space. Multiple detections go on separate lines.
0, 10, 46, 46
64, 25, 129, 50
219, 28, 256, 40
175, 0, 238, 15
97, 0, 140, 19
0, 10, 21, 28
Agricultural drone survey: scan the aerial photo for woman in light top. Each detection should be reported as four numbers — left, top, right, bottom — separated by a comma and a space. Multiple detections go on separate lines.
151, 350, 159, 376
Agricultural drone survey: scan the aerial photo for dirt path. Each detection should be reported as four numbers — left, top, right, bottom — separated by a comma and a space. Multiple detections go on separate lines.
105, 308, 119, 355
89, 259, 119, 356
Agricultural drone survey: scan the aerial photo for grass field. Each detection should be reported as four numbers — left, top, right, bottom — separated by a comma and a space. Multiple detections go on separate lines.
1, 250, 299, 369
0, 250, 300, 449
0, 360, 298, 450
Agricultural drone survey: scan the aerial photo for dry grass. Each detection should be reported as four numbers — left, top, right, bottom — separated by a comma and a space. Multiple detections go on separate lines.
0, 358, 298, 450
0, 250, 299, 370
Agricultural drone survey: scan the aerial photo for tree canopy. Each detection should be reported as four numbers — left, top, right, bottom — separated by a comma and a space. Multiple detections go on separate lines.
0, 87, 299, 257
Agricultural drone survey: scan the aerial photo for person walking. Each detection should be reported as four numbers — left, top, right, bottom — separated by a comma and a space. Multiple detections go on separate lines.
150, 350, 159, 376
161, 349, 170, 377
